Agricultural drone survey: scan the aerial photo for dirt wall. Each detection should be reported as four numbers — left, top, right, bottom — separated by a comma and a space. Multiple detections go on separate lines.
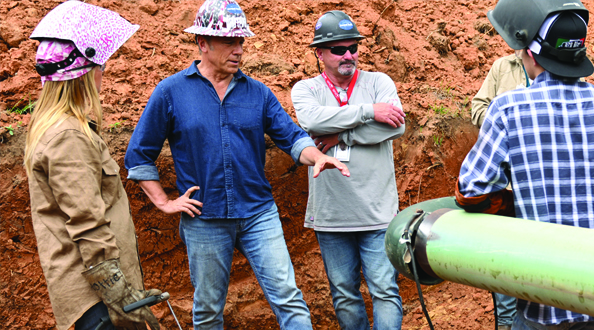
2, 0, 594, 329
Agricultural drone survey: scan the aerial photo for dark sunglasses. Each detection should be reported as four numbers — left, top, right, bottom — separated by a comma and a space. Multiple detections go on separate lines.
318, 44, 358, 56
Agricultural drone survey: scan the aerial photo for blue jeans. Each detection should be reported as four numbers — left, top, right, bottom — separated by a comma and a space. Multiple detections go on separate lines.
513, 311, 594, 330
180, 204, 312, 330
495, 293, 517, 326
315, 229, 403, 330
75, 302, 114, 330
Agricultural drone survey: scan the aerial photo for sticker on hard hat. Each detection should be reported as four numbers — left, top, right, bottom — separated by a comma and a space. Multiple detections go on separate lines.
315, 14, 326, 30
315, 20, 323, 30
226, 3, 243, 15
556, 38, 585, 49
338, 19, 354, 30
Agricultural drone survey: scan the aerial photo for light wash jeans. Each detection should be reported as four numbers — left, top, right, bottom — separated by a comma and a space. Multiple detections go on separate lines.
180, 204, 312, 330
495, 293, 517, 326
513, 311, 594, 330
315, 229, 403, 330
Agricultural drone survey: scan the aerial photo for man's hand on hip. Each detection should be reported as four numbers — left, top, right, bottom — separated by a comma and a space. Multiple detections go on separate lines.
159, 186, 203, 217
138, 181, 203, 218
373, 103, 406, 128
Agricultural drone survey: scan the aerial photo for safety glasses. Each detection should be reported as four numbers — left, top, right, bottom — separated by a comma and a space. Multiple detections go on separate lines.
318, 44, 358, 56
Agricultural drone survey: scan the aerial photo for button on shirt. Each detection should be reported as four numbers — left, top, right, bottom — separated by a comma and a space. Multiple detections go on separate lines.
458, 71, 594, 325
125, 61, 314, 219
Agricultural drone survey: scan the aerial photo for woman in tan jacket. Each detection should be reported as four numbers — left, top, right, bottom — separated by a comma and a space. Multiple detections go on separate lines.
25, 2, 160, 329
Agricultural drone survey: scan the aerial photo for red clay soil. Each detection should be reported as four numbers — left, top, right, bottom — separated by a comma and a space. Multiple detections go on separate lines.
2, 0, 594, 329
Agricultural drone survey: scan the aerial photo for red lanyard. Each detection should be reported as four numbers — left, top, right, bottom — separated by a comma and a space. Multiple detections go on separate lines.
321, 70, 359, 106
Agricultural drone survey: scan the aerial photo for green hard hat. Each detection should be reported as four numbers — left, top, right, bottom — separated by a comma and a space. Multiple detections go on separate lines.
309, 10, 365, 47
487, 0, 588, 50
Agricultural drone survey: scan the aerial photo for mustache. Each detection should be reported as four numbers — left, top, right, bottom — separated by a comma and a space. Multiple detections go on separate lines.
339, 60, 356, 66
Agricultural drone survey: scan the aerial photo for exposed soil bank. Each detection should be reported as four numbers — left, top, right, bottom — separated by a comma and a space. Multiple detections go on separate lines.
2, 0, 594, 329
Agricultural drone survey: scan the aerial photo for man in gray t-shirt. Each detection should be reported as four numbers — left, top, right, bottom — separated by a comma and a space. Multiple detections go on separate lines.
291, 10, 406, 330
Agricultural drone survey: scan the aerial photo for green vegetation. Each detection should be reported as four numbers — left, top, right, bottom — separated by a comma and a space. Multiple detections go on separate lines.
439, 81, 453, 98
431, 104, 449, 115
4, 125, 14, 136
9, 95, 35, 115
108, 121, 123, 132
462, 96, 470, 107
434, 81, 454, 100
432, 134, 443, 147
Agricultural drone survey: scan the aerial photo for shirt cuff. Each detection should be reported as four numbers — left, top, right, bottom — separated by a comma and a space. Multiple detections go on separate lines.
127, 165, 160, 181
291, 136, 316, 165
363, 104, 375, 120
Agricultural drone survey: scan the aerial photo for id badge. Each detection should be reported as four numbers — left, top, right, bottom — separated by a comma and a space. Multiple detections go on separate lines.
334, 143, 350, 162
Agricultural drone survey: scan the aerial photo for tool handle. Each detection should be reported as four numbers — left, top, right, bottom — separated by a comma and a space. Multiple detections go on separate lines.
123, 292, 170, 313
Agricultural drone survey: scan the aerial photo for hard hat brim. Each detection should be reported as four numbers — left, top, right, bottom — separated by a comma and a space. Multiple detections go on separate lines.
184, 25, 255, 38
532, 51, 594, 78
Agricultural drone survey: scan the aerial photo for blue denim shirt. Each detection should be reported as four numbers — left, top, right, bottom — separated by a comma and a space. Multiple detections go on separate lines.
125, 61, 314, 219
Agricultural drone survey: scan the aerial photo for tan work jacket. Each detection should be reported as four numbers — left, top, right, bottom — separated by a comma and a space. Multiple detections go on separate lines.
27, 116, 143, 330
471, 54, 527, 127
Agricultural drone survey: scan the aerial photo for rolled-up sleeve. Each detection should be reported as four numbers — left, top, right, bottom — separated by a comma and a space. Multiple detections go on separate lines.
263, 87, 313, 164
125, 84, 170, 181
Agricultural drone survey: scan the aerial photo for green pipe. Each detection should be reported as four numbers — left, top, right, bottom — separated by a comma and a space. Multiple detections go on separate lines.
385, 199, 594, 316
385, 197, 460, 285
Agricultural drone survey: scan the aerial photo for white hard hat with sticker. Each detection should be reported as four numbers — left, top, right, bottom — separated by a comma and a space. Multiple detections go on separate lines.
184, 0, 255, 38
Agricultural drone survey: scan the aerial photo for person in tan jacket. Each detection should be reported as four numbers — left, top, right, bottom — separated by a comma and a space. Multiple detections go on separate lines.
25, 2, 161, 329
470, 52, 528, 330
470, 52, 530, 330
471, 52, 530, 128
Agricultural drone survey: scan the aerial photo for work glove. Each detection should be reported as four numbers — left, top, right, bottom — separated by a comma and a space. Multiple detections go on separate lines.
83, 258, 160, 330
455, 181, 515, 217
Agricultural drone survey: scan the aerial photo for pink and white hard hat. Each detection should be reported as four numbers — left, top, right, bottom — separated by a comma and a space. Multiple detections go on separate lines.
35, 39, 95, 84
30, 0, 139, 66
184, 0, 255, 38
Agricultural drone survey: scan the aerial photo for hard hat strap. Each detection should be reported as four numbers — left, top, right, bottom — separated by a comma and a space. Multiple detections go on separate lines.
35, 47, 85, 76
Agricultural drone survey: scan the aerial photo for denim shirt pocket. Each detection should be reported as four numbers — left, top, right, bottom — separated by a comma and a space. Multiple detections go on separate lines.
230, 103, 261, 130
101, 158, 122, 207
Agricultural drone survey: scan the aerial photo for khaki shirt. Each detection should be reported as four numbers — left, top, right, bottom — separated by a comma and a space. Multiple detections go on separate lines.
471, 54, 527, 127
28, 116, 143, 330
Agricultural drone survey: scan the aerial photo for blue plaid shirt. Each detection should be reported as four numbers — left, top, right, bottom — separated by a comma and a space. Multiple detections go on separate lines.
459, 71, 594, 325
125, 61, 314, 219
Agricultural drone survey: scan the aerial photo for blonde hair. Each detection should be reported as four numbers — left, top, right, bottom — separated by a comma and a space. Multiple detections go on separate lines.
24, 68, 102, 174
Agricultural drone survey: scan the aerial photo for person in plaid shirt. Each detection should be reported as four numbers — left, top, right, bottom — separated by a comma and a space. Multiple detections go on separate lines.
456, 0, 594, 329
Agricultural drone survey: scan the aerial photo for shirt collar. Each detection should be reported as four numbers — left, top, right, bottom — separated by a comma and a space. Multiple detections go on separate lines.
183, 60, 247, 81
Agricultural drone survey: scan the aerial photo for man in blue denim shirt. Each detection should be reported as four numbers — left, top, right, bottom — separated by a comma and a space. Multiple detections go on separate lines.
124, 1, 349, 329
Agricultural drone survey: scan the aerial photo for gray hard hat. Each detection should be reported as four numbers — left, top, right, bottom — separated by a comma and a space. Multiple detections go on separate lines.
309, 10, 364, 47
487, 0, 589, 50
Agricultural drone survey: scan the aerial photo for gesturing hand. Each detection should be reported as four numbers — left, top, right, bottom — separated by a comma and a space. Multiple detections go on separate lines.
312, 155, 350, 178
157, 186, 203, 217
373, 103, 406, 128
